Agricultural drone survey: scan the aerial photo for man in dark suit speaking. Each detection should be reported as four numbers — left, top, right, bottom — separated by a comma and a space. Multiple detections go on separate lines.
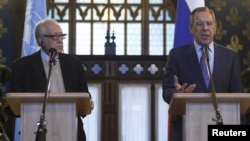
162, 7, 243, 141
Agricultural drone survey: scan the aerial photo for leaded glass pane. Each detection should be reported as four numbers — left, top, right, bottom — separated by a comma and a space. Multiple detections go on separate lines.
111, 0, 125, 3
110, 23, 125, 55
55, 0, 68, 3
149, 24, 163, 55
76, 23, 91, 55
93, 23, 107, 55
59, 23, 69, 53
77, 0, 91, 2
127, 24, 141, 55
127, 0, 141, 4
127, 5, 142, 21
149, 0, 162, 4
166, 23, 175, 54
93, 0, 107, 3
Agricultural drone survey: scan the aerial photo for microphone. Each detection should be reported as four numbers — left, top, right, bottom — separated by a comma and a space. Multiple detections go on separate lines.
35, 48, 57, 141
202, 45, 209, 64
202, 44, 223, 125
48, 48, 57, 64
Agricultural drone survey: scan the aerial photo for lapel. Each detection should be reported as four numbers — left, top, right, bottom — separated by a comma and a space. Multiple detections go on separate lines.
30, 51, 47, 90
58, 53, 68, 91
186, 44, 206, 87
212, 43, 222, 82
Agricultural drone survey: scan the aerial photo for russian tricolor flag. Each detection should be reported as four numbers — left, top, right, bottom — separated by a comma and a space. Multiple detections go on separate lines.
168, 0, 205, 140
173, 0, 205, 48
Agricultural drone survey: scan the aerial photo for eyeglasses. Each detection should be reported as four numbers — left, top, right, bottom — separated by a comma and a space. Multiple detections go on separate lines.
43, 34, 67, 41
194, 21, 214, 27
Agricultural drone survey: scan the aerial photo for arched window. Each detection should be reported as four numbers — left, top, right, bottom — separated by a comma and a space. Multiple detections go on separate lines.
47, 0, 175, 55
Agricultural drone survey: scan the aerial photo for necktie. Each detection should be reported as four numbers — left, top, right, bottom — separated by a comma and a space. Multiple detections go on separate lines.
52, 59, 57, 65
200, 48, 210, 88
50, 58, 57, 65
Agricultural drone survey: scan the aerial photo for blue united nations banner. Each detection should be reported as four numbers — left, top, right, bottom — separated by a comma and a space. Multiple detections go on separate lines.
15, 1, 47, 141
21, 0, 46, 57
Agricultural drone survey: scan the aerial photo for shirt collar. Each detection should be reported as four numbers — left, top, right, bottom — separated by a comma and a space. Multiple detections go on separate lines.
40, 49, 59, 62
194, 41, 214, 52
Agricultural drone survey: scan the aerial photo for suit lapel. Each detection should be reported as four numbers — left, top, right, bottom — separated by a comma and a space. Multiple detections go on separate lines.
186, 44, 206, 87
58, 54, 68, 91
30, 52, 47, 90
212, 44, 222, 82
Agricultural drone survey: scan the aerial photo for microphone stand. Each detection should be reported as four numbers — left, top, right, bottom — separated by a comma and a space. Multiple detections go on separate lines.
202, 46, 223, 125
35, 61, 54, 141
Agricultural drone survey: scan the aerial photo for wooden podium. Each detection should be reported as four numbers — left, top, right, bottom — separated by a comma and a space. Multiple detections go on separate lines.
169, 93, 250, 141
6, 92, 91, 141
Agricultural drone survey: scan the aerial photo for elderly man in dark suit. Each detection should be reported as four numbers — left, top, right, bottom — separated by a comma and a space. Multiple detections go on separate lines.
162, 7, 242, 141
9, 18, 94, 141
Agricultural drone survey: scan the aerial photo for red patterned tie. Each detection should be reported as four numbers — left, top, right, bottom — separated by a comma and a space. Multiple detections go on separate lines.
52, 59, 57, 65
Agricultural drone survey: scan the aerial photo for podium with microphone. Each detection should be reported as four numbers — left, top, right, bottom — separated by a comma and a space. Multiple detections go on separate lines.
6, 48, 91, 141
6, 92, 91, 141
169, 93, 250, 141
168, 45, 250, 141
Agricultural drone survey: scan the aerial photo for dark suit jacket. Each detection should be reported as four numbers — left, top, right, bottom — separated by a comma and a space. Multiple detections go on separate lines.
162, 43, 243, 141
9, 50, 89, 141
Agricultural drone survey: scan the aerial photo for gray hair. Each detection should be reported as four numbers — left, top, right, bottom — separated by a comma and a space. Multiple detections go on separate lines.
34, 18, 59, 38
189, 7, 216, 26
